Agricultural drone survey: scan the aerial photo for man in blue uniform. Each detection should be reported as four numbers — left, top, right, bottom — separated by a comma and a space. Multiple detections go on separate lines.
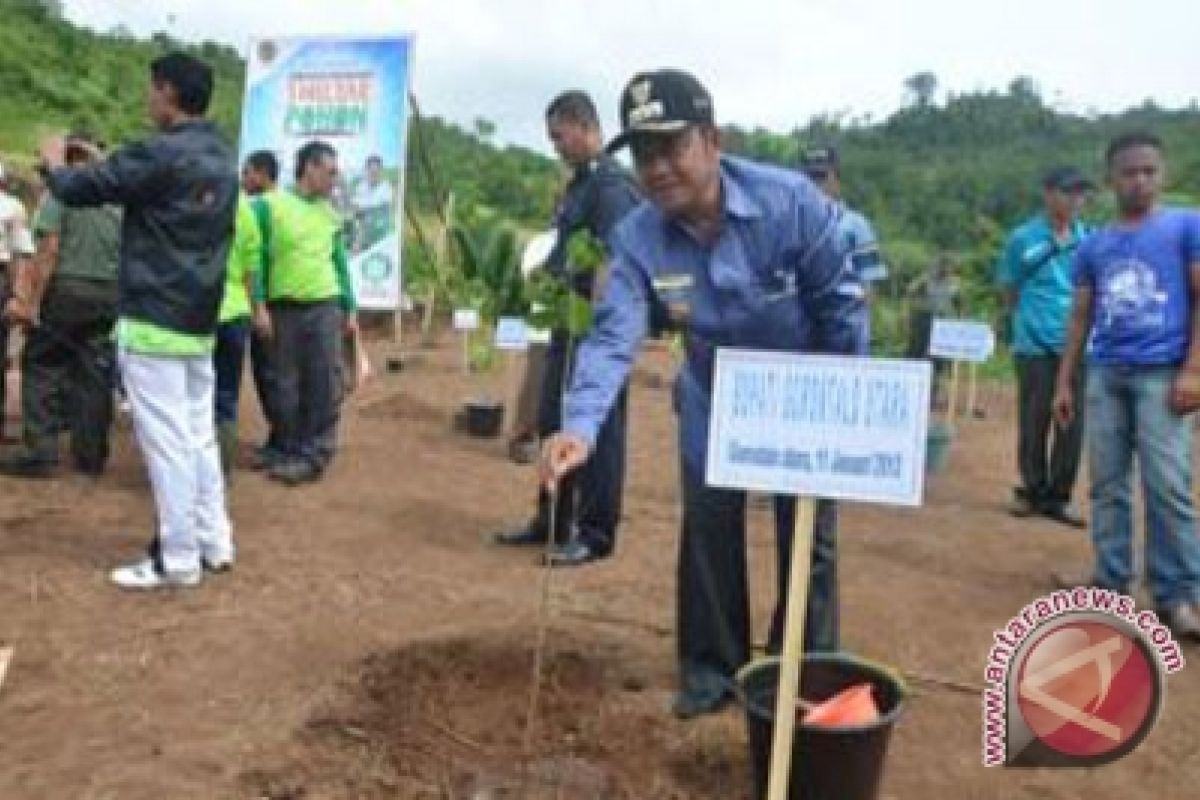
541, 70, 867, 717
493, 90, 641, 567
801, 145, 888, 292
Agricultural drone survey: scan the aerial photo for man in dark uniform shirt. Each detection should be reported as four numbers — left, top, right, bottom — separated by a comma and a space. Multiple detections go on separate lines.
493, 90, 642, 566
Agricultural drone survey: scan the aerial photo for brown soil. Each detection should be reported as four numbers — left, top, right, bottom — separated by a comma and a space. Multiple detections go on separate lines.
1, 325, 1196, 799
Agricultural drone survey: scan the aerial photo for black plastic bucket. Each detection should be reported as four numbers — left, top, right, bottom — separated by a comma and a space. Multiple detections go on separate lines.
735, 654, 906, 800
463, 400, 505, 438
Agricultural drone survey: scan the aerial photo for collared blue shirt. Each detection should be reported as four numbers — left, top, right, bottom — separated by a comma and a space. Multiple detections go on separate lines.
562, 156, 868, 474
839, 204, 887, 283
546, 154, 641, 295
996, 213, 1089, 355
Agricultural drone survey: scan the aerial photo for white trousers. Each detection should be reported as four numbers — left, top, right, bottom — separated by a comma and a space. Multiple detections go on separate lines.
119, 349, 233, 573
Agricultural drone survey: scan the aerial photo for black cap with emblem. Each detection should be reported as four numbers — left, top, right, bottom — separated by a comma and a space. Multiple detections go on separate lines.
800, 145, 839, 179
606, 69, 714, 154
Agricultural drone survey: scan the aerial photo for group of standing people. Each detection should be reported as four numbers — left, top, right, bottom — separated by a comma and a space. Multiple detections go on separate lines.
506, 69, 1200, 723
505, 70, 875, 718
0, 52, 357, 589
0, 51, 1196, 724
998, 140, 1200, 638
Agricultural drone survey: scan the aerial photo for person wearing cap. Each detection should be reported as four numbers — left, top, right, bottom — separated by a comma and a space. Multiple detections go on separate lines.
1, 134, 122, 478
801, 146, 888, 296
996, 166, 1094, 526
493, 89, 642, 567
540, 69, 866, 718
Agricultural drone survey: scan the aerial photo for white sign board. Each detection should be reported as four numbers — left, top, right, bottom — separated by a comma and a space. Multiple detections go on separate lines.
929, 319, 995, 363
453, 308, 480, 331
494, 317, 529, 351
526, 302, 552, 345
705, 350, 932, 506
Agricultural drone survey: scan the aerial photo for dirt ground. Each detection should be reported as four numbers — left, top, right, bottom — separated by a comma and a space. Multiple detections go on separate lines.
1, 326, 1197, 799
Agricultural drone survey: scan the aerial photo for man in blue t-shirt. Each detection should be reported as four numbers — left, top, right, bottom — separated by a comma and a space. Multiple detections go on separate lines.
1053, 131, 1200, 640
997, 167, 1093, 526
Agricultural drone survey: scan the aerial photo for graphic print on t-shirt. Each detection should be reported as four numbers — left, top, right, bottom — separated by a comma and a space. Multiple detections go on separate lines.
1099, 258, 1168, 332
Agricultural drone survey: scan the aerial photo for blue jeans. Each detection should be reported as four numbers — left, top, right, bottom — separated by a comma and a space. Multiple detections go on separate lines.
214, 319, 250, 426
1087, 365, 1200, 607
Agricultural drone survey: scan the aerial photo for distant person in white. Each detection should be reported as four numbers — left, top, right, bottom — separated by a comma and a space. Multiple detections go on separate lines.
0, 162, 35, 424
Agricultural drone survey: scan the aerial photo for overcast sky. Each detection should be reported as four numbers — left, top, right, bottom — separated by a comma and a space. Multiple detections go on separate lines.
62, 0, 1200, 154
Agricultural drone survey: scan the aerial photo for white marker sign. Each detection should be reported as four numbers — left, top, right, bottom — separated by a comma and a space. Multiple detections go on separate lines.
705, 350, 932, 506
494, 316, 529, 351
453, 309, 480, 331
929, 319, 995, 363
526, 302, 553, 345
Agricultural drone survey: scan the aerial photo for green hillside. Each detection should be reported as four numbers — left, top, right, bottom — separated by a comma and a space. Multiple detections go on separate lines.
0, 1, 242, 159
3, 0, 1199, 364
0, 0, 557, 224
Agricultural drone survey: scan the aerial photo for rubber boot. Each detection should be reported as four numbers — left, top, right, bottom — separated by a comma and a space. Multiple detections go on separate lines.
217, 421, 238, 476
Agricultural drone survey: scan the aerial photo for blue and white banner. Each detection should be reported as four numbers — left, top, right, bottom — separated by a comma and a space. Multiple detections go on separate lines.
239, 36, 414, 310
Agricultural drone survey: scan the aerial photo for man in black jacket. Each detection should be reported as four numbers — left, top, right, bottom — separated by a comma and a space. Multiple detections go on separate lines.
39, 52, 239, 590
493, 90, 642, 566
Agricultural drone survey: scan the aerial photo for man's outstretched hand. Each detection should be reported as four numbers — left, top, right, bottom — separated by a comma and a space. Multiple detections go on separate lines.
539, 432, 590, 490
38, 135, 66, 171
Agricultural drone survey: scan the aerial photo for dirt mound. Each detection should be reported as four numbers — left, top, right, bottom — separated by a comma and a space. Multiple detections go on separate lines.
244, 630, 751, 799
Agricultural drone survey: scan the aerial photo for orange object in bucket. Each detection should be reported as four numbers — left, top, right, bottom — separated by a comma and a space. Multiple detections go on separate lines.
801, 683, 880, 727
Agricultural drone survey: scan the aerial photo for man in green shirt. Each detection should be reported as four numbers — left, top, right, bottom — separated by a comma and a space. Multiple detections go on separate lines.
213, 186, 262, 474
239, 151, 284, 468
252, 141, 358, 485
2, 133, 121, 478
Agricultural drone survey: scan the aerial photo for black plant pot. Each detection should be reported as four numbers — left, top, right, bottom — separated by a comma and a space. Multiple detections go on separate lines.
462, 400, 505, 438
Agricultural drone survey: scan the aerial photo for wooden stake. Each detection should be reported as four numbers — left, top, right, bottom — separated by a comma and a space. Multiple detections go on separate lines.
420, 193, 455, 345
507, 351, 524, 436
392, 307, 404, 348
0, 646, 12, 694
967, 362, 979, 420
947, 360, 961, 422
766, 496, 817, 800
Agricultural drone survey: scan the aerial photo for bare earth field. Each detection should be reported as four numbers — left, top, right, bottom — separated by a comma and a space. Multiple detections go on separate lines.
1, 327, 1196, 799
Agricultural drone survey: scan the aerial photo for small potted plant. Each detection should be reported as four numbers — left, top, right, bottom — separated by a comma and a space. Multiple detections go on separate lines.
449, 218, 524, 437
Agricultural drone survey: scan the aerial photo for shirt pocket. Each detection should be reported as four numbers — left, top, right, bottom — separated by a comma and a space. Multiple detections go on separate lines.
652, 271, 695, 328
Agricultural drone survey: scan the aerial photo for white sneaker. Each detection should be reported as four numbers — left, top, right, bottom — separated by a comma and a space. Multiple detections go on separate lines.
109, 558, 202, 590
